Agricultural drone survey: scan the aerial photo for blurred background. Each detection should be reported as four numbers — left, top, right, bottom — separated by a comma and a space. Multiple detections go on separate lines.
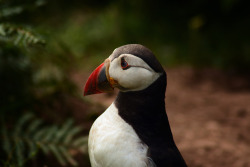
1, 0, 250, 166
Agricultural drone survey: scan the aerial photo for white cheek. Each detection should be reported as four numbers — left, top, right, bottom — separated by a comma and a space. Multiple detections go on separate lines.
109, 58, 123, 80
119, 68, 160, 91
109, 59, 160, 91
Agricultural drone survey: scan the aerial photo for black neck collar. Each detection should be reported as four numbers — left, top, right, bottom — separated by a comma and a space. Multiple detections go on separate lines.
114, 72, 175, 146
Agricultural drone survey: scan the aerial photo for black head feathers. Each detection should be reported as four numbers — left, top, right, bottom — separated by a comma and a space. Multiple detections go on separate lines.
110, 44, 165, 73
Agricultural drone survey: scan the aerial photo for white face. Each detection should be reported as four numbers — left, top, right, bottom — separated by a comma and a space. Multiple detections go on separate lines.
108, 54, 161, 92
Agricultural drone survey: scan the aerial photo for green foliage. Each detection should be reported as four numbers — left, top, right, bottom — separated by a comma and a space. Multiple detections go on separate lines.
0, 0, 46, 19
47, 0, 250, 72
1, 113, 88, 167
0, 0, 45, 115
0, 1, 87, 166
0, 23, 45, 47
0, 0, 46, 47
0, 0, 77, 116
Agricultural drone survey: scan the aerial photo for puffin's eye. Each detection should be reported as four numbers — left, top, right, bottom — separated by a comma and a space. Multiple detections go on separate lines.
121, 57, 129, 70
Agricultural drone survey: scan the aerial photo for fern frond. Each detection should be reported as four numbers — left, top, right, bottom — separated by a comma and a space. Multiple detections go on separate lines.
2, 123, 11, 155
0, 6, 24, 18
0, 0, 47, 19
0, 23, 45, 47
72, 136, 88, 147
41, 126, 58, 142
48, 144, 67, 166
64, 126, 82, 145
59, 146, 78, 167
54, 119, 73, 143
1, 113, 88, 167
15, 140, 24, 167
37, 142, 49, 154
14, 113, 34, 136
26, 119, 43, 135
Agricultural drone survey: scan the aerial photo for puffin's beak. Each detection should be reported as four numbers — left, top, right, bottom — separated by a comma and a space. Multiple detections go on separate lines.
84, 59, 114, 96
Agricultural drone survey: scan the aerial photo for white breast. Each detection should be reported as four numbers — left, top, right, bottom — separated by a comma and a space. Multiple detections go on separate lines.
88, 103, 155, 167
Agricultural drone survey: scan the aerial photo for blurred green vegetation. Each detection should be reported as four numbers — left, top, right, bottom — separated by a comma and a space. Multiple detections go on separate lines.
2, 113, 87, 167
36, 0, 250, 71
0, 0, 88, 166
1, 0, 250, 166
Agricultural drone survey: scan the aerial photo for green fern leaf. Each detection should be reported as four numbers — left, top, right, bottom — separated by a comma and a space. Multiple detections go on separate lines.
14, 113, 34, 136
72, 136, 88, 147
0, 6, 24, 18
41, 126, 58, 142
2, 124, 11, 155
26, 119, 43, 135
33, 127, 49, 140
0, 23, 45, 47
1, 113, 88, 167
59, 146, 78, 166
0, 0, 46, 19
26, 140, 38, 156
15, 140, 25, 167
48, 144, 67, 166
37, 142, 49, 154
54, 119, 73, 143
63, 126, 82, 145
0, 24, 6, 36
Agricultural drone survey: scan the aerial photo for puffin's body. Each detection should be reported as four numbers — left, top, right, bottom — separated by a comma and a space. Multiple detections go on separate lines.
84, 44, 187, 167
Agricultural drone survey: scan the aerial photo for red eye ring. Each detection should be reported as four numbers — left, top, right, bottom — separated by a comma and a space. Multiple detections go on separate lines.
121, 57, 129, 69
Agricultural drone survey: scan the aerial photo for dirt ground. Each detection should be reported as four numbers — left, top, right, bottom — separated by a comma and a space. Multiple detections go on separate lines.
73, 67, 250, 167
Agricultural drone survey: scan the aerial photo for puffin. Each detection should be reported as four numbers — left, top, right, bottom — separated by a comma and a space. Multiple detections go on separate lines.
84, 44, 187, 167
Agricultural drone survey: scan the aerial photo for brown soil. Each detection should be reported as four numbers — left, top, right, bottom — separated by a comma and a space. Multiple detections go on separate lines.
73, 67, 250, 167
